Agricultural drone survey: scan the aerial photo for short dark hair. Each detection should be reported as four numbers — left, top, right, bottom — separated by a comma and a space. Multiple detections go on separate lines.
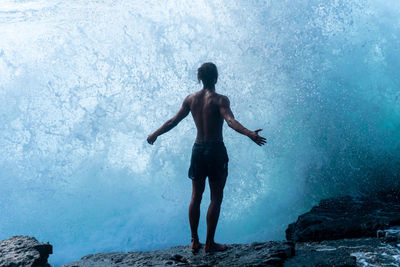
197, 62, 218, 86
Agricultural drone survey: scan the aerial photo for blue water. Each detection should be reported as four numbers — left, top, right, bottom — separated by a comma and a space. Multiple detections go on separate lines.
0, 1, 399, 266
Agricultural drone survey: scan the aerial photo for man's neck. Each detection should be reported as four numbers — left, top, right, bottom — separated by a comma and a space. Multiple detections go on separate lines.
203, 84, 215, 91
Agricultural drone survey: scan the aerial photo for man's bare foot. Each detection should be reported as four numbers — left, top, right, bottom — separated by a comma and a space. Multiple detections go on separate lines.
204, 242, 228, 253
190, 238, 202, 253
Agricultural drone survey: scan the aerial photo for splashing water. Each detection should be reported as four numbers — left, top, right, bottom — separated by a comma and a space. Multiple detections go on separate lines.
1, 0, 399, 265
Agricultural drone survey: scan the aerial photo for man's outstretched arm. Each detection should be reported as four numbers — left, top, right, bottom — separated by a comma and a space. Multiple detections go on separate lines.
147, 96, 191, 145
219, 96, 266, 146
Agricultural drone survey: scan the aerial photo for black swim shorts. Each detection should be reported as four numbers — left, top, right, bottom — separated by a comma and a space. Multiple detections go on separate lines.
188, 141, 229, 180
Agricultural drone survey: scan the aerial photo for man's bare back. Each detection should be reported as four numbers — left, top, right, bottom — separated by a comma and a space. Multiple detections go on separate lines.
147, 62, 266, 253
188, 89, 225, 143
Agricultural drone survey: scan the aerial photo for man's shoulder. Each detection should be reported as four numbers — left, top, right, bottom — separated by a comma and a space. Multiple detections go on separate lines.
187, 90, 201, 99
215, 93, 229, 104
184, 92, 195, 101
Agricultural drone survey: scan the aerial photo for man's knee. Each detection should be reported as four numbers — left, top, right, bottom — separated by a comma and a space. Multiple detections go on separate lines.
191, 192, 203, 204
192, 190, 204, 205
211, 194, 223, 206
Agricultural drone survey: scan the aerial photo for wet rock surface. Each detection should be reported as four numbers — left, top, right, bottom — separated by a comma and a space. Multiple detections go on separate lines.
0, 235, 52, 267
377, 226, 400, 243
62, 241, 295, 267
61, 234, 400, 266
285, 237, 400, 267
286, 190, 400, 242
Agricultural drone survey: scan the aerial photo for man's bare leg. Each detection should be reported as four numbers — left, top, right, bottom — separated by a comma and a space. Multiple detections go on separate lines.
189, 178, 205, 251
205, 176, 228, 253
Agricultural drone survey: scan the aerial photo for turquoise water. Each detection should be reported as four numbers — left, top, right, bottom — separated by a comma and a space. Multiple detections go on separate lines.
0, 1, 399, 266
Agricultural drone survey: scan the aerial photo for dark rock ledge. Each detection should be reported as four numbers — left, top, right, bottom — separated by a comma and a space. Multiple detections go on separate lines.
62, 241, 294, 267
286, 189, 400, 242
0, 235, 52, 267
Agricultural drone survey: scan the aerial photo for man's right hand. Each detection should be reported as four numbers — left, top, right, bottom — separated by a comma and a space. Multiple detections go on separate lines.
248, 129, 266, 146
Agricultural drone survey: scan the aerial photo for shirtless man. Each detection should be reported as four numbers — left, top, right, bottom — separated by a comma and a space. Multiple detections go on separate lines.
147, 62, 266, 253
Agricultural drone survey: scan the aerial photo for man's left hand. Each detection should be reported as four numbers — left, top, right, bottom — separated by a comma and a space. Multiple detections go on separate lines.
147, 134, 157, 145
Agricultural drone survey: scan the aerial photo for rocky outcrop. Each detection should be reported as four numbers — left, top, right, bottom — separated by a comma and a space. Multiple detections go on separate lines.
62, 241, 295, 267
0, 235, 52, 267
286, 190, 400, 242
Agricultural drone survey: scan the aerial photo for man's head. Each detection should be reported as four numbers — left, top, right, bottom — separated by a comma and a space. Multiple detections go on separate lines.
197, 62, 218, 87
